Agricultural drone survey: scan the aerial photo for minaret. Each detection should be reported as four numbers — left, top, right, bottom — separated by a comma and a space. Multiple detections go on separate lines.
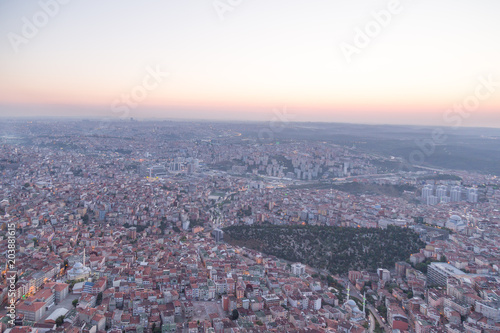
83, 248, 86, 268
346, 284, 350, 302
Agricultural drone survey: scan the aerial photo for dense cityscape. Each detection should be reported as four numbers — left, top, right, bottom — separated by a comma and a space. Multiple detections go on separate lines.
0, 119, 499, 333
2, 0, 500, 331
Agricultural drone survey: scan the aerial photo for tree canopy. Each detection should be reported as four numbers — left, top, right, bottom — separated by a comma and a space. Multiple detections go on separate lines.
224, 225, 424, 274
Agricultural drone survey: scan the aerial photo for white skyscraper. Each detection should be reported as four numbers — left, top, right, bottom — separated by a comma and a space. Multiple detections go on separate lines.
422, 185, 434, 199
291, 263, 306, 276
440, 196, 451, 204
467, 188, 478, 203
436, 185, 448, 200
427, 195, 438, 206
450, 186, 462, 202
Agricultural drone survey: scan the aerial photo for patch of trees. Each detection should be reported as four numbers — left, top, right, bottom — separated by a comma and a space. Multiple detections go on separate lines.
414, 256, 447, 274
56, 315, 65, 326
223, 225, 425, 275
237, 206, 252, 217
231, 309, 239, 320
287, 182, 416, 198
418, 174, 462, 181
374, 320, 384, 333
96, 292, 103, 306
376, 304, 387, 320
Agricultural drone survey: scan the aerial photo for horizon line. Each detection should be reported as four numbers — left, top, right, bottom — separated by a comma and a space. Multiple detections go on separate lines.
2, 115, 500, 130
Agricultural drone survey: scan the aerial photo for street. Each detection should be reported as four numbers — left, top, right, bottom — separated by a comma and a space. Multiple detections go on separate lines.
40, 294, 80, 322
369, 313, 376, 333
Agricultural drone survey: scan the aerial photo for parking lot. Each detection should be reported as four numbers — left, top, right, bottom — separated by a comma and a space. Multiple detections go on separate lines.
40, 294, 80, 322
192, 301, 225, 321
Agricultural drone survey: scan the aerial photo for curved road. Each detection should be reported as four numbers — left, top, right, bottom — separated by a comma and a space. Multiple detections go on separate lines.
369, 313, 376, 333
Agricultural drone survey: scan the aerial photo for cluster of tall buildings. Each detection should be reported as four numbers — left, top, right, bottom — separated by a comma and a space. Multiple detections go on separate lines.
422, 185, 478, 205
144, 158, 200, 177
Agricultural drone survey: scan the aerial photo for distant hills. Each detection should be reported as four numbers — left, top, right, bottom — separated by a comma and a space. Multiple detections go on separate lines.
239, 123, 500, 176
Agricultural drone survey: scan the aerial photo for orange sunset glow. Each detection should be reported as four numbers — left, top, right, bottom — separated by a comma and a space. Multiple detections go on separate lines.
0, 0, 499, 126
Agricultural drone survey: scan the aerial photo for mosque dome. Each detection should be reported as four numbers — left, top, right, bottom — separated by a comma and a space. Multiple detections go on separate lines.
346, 300, 356, 307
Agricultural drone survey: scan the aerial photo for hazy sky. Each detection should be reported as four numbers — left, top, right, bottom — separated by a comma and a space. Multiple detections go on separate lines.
0, 0, 499, 127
